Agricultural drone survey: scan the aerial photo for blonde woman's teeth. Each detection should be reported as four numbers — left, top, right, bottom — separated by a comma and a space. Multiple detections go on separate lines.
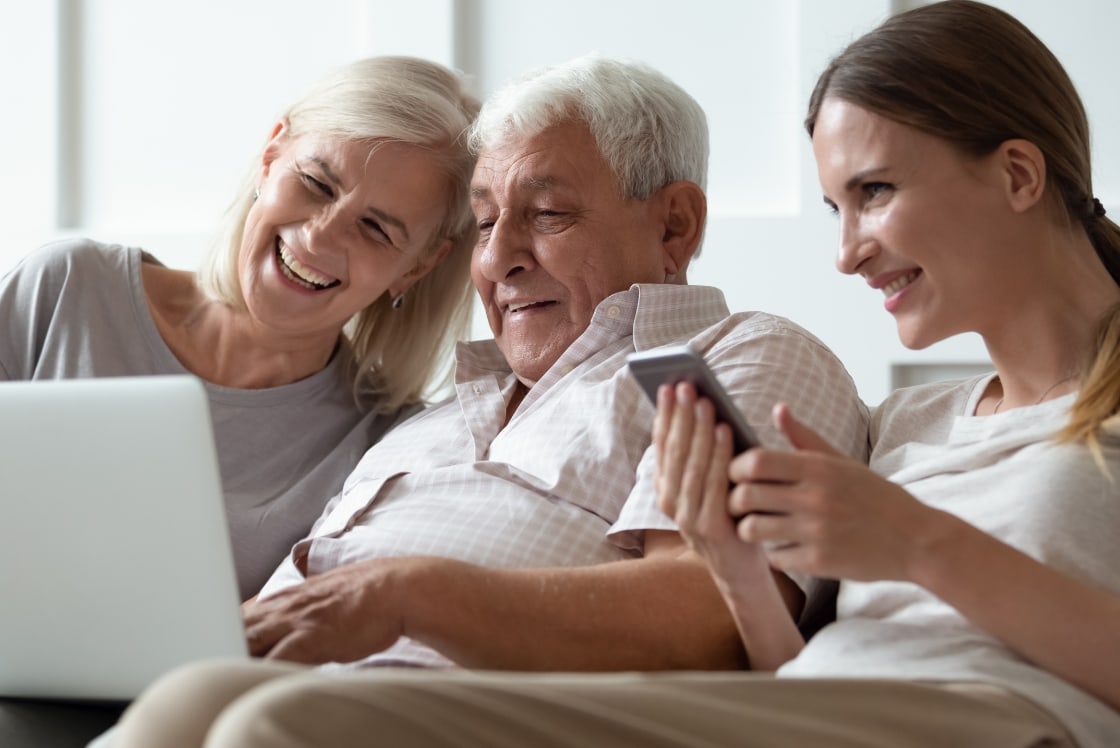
278, 243, 336, 289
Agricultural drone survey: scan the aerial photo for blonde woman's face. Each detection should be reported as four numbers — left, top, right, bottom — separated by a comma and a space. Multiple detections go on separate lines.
237, 129, 451, 345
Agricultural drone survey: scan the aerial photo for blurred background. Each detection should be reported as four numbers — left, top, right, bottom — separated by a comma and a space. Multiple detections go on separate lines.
4, 0, 1116, 403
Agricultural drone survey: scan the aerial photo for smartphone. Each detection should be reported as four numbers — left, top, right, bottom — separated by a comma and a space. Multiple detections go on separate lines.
626, 345, 760, 453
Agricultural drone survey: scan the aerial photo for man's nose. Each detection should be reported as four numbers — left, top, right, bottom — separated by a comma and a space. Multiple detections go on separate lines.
475, 213, 533, 281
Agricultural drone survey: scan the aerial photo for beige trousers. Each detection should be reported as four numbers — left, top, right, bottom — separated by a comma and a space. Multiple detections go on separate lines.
109, 658, 1074, 748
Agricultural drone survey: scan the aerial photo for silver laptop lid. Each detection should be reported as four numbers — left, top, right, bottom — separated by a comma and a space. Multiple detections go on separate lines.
0, 375, 247, 700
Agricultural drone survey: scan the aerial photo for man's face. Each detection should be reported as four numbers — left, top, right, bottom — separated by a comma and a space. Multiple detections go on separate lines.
470, 122, 670, 384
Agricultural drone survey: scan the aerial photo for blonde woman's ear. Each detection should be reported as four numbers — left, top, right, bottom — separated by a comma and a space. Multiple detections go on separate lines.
259, 118, 292, 176
404, 238, 454, 288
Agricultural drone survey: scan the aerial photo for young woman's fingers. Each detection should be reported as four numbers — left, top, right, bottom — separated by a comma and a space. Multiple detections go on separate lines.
656, 383, 696, 517
773, 401, 842, 456
695, 422, 734, 532
672, 392, 717, 530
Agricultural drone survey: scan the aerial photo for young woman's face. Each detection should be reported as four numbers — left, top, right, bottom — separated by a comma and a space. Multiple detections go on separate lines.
237, 129, 451, 345
811, 98, 1015, 350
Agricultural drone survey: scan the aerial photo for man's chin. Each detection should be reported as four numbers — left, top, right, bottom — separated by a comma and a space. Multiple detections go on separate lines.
502, 341, 573, 387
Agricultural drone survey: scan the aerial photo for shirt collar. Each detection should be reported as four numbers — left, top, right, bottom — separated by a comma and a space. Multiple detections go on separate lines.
453, 283, 730, 384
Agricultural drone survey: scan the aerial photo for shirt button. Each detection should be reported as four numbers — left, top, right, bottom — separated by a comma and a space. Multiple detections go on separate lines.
607, 305, 620, 318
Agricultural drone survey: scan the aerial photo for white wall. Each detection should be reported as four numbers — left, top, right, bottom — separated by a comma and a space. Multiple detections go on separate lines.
4, 0, 1117, 403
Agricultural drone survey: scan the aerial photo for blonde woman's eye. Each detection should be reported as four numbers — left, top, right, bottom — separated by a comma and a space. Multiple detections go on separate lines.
301, 172, 333, 198
362, 218, 390, 243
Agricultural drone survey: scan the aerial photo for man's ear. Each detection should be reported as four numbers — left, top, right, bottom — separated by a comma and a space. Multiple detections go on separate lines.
390, 238, 453, 298
657, 180, 707, 281
997, 138, 1047, 213
259, 119, 291, 180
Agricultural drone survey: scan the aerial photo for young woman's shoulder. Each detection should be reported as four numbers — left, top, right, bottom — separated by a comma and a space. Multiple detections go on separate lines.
870, 374, 991, 446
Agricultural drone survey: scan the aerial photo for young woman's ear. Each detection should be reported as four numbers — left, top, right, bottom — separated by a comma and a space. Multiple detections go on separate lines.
657, 180, 707, 281
998, 138, 1047, 213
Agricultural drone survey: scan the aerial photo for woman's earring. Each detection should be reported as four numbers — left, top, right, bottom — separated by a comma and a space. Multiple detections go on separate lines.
391, 293, 405, 310
253, 188, 260, 201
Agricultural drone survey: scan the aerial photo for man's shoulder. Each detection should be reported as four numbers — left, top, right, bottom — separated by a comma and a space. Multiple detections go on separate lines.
694, 309, 838, 357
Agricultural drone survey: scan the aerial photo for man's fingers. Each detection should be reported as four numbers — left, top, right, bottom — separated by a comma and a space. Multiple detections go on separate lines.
245, 618, 284, 657
262, 630, 318, 664
243, 593, 299, 656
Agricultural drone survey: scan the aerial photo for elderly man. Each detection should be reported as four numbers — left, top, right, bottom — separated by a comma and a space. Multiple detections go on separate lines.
107, 55, 867, 746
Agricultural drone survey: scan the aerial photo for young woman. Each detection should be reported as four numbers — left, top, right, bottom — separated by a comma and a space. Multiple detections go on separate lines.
654, 1, 1120, 745
0, 56, 479, 600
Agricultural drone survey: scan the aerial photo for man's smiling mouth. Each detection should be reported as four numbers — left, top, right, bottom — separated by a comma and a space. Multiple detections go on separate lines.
507, 300, 556, 313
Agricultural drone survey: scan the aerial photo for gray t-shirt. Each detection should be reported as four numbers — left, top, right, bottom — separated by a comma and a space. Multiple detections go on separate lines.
0, 239, 408, 598
778, 374, 1120, 748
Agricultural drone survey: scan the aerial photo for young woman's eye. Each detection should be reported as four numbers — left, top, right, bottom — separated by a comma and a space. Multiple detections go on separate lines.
863, 182, 892, 201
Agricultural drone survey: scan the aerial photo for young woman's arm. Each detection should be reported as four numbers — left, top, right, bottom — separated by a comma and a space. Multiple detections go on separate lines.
731, 403, 1120, 710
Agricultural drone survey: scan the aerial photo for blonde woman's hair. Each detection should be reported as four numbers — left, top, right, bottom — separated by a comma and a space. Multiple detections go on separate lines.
805, 0, 1120, 456
199, 56, 480, 414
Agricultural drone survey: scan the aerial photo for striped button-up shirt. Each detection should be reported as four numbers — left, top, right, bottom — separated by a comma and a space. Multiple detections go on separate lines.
259, 283, 869, 668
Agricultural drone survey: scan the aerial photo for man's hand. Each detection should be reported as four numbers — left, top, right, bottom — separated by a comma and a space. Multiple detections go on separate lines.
242, 557, 410, 664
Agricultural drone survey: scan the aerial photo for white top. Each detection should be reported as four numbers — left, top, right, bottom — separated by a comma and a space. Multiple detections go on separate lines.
260, 283, 870, 668
779, 374, 1120, 748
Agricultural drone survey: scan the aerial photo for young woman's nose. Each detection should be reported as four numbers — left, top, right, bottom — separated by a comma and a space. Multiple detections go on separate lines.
835, 212, 876, 276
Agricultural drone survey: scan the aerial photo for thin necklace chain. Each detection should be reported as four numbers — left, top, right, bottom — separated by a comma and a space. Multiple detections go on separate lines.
992, 374, 1079, 414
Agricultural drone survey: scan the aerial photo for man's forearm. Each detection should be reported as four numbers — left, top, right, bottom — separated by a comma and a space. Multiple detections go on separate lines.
395, 552, 747, 671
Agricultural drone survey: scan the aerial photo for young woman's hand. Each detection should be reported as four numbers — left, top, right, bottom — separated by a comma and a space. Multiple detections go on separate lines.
655, 382, 775, 593
731, 403, 948, 583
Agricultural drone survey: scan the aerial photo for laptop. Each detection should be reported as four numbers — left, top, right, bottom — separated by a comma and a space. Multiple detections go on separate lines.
0, 375, 247, 701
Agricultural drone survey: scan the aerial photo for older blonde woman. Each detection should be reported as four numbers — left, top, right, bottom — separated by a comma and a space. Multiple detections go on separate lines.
0, 56, 480, 600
